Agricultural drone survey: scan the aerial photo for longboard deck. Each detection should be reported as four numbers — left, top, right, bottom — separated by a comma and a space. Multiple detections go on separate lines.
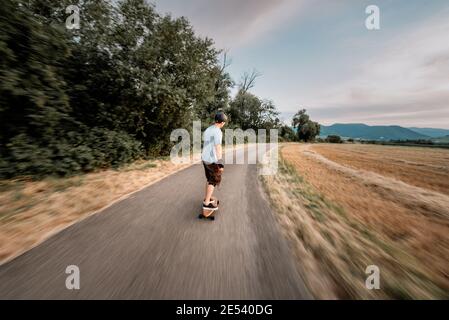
199, 198, 219, 221
199, 210, 216, 220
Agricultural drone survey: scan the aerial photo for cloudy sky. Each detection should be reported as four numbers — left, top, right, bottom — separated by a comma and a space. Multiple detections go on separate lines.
153, 0, 449, 128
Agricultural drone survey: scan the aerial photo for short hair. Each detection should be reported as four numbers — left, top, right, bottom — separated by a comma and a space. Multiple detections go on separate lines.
214, 112, 228, 123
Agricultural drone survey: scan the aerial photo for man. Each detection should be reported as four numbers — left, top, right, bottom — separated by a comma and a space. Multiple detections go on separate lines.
201, 112, 227, 214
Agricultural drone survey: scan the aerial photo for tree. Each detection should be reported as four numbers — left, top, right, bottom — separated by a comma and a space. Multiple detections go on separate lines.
227, 69, 282, 131
229, 91, 280, 130
238, 69, 261, 94
0, 0, 233, 177
65, 0, 223, 154
0, 0, 84, 177
280, 126, 297, 142
292, 109, 320, 142
326, 135, 342, 143
197, 51, 234, 128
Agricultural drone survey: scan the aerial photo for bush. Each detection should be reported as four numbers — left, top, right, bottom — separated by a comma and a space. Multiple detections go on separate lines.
85, 128, 144, 168
0, 129, 143, 179
326, 135, 342, 143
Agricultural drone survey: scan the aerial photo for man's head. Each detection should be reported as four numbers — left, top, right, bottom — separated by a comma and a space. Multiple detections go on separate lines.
214, 112, 227, 128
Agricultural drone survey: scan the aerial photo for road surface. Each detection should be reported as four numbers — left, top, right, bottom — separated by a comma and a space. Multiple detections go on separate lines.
0, 146, 310, 299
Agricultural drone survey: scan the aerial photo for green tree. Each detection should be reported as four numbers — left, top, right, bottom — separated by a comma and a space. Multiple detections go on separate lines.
292, 109, 320, 142
229, 91, 280, 130
198, 53, 234, 128
326, 135, 342, 143
0, 0, 232, 177
0, 0, 82, 177
280, 125, 297, 142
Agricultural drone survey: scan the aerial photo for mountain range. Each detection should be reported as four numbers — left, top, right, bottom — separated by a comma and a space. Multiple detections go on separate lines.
319, 123, 449, 141
407, 127, 449, 138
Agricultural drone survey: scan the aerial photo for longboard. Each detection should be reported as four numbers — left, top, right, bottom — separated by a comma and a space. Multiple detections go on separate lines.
198, 198, 219, 221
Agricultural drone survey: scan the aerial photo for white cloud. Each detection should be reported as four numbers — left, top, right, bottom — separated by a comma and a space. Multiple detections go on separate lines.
306, 10, 449, 127
152, 0, 449, 128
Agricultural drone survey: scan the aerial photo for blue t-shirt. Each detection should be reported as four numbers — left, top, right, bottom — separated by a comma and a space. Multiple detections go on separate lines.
201, 125, 222, 163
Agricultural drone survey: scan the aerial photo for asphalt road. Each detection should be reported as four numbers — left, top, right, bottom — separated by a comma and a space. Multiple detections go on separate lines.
0, 146, 310, 299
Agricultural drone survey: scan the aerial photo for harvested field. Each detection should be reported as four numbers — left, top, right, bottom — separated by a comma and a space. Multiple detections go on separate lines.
311, 144, 449, 196
262, 143, 449, 299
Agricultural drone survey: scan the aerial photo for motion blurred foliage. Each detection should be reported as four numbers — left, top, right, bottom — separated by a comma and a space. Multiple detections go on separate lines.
0, 0, 230, 178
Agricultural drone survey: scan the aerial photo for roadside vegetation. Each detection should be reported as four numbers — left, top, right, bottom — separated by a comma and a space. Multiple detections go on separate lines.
0, 0, 297, 180
262, 143, 449, 299
0, 156, 191, 263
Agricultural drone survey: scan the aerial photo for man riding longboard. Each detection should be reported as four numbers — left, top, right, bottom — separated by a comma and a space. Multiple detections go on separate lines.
198, 112, 227, 220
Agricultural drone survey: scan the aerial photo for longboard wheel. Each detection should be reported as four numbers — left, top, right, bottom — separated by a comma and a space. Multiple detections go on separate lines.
199, 211, 216, 221
198, 213, 215, 221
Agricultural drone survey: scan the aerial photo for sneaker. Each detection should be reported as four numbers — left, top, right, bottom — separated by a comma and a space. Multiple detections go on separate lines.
202, 202, 218, 210
203, 198, 219, 204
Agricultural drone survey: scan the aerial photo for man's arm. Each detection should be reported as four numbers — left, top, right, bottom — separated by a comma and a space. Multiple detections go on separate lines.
215, 143, 224, 171
215, 143, 222, 161
214, 129, 224, 170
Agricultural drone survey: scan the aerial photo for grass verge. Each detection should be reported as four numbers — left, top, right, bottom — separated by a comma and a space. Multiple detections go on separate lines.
260, 144, 449, 299
0, 158, 192, 264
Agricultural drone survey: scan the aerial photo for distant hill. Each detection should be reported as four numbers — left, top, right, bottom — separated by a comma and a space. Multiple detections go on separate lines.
320, 123, 430, 141
408, 127, 449, 138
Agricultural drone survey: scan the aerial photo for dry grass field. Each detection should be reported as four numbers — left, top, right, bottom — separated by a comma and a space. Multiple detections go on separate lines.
262, 143, 449, 299
312, 144, 449, 196
0, 158, 191, 264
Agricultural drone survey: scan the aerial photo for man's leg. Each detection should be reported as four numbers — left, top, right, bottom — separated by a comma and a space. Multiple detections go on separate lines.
204, 182, 214, 204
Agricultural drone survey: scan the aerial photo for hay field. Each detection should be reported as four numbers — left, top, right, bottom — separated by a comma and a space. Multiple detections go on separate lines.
263, 143, 449, 299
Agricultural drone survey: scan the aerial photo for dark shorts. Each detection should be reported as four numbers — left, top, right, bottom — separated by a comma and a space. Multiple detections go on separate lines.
203, 161, 222, 187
